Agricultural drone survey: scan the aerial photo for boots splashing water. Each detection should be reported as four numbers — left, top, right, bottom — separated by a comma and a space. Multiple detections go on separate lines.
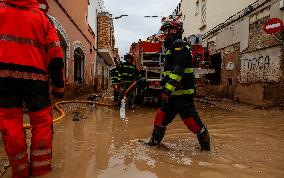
197, 126, 211, 151
147, 126, 166, 147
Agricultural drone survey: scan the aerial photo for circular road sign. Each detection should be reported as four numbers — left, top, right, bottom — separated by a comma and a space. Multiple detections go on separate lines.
263, 18, 283, 34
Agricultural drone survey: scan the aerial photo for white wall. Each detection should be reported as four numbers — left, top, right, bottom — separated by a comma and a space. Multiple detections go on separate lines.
88, 0, 105, 33
181, 0, 258, 37
240, 46, 282, 83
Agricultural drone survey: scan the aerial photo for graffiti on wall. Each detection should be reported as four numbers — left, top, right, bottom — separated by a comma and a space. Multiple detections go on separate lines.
243, 55, 270, 81
240, 46, 282, 83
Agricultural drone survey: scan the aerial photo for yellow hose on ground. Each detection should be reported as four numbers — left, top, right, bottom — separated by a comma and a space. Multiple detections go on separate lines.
2, 99, 116, 177
23, 81, 139, 129
22, 82, 216, 129
23, 100, 118, 129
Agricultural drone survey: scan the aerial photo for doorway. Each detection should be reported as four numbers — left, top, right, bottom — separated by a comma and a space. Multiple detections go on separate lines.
74, 48, 85, 84
206, 53, 222, 85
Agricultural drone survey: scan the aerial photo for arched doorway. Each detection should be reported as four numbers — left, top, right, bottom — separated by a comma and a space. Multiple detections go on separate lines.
74, 47, 85, 84
56, 32, 68, 81
48, 15, 70, 82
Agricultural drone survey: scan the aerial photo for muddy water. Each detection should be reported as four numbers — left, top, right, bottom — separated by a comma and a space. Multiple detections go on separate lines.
1, 103, 284, 178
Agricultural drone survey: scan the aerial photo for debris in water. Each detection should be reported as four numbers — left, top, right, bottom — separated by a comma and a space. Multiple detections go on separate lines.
72, 111, 81, 121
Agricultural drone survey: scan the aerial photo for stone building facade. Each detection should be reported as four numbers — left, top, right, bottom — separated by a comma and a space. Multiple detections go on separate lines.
197, 0, 283, 105
180, 0, 258, 37
96, 12, 115, 92
46, 0, 115, 97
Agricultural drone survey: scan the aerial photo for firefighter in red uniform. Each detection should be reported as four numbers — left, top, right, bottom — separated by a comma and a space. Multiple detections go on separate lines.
0, 0, 64, 177
146, 18, 211, 151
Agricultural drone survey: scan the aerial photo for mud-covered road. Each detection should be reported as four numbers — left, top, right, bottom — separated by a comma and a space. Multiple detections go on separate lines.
1, 101, 284, 178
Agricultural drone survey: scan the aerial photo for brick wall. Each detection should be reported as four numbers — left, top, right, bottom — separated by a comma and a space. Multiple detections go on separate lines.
204, 12, 284, 105
98, 13, 112, 50
242, 16, 283, 105
243, 16, 280, 53
264, 47, 284, 104
221, 43, 240, 99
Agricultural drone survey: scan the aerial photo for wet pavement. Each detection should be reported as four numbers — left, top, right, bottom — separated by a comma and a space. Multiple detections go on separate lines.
1, 100, 284, 178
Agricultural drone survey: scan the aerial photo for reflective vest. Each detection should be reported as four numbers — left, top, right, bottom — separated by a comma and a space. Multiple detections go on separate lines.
110, 67, 121, 84
162, 39, 195, 96
120, 61, 137, 83
0, 0, 63, 82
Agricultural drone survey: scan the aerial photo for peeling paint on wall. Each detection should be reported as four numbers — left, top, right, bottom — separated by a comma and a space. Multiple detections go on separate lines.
240, 46, 282, 83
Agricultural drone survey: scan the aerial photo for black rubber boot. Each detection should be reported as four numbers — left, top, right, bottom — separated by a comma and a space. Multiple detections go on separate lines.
147, 126, 166, 147
197, 127, 211, 151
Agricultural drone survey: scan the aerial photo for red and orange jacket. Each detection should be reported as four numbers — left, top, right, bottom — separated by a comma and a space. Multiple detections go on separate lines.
0, 0, 64, 88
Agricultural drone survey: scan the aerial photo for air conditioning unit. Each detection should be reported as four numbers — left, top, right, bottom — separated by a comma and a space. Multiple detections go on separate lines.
280, 0, 284, 10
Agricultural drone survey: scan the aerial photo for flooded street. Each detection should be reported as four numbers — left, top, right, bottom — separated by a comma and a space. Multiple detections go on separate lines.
1, 101, 284, 178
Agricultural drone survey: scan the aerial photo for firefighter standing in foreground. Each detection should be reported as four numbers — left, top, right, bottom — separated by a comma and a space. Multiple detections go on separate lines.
0, 0, 64, 177
146, 18, 210, 151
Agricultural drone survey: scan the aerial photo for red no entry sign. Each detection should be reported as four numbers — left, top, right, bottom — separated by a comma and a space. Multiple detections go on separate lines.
263, 18, 283, 34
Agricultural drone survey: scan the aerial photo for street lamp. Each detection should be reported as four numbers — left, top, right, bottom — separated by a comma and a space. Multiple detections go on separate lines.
113, 15, 128, 19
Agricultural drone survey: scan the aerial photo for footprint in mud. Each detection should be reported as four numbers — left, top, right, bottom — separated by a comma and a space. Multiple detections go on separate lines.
127, 139, 214, 168
72, 112, 88, 121
129, 139, 206, 153
129, 139, 172, 151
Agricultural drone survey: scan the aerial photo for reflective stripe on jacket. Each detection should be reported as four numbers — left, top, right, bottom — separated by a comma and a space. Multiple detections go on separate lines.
0, 1, 63, 81
162, 40, 195, 96
110, 67, 121, 84
120, 61, 137, 83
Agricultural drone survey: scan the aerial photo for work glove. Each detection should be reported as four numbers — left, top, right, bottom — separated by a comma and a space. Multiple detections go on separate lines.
161, 92, 169, 103
114, 84, 119, 91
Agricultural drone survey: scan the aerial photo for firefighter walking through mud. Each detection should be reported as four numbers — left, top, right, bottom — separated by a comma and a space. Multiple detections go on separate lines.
110, 61, 122, 103
146, 18, 211, 151
120, 53, 138, 108
0, 0, 64, 177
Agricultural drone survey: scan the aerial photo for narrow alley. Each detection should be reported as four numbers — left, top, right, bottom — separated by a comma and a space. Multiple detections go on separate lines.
0, 0, 284, 177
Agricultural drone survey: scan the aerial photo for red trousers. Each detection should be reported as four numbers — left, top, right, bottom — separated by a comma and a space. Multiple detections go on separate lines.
0, 106, 53, 178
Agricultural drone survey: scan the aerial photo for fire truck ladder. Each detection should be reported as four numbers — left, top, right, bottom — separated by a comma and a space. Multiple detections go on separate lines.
141, 52, 163, 82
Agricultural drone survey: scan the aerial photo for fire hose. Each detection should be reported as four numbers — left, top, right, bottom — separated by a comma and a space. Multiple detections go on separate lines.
22, 79, 214, 129
2, 79, 216, 176
0, 86, 139, 176
22, 80, 140, 129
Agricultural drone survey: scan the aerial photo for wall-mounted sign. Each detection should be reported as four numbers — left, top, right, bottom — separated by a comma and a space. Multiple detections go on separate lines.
263, 18, 283, 34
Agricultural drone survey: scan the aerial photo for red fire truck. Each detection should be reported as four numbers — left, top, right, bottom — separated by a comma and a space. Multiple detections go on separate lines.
130, 36, 214, 105
131, 41, 163, 104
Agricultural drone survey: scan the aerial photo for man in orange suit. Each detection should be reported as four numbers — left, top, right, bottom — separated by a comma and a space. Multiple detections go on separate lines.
0, 0, 64, 177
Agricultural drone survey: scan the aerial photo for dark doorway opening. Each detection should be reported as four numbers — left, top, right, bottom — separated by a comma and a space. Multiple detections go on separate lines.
74, 48, 84, 84
206, 53, 222, 85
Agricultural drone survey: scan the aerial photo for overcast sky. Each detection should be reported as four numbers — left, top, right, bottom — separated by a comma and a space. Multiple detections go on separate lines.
103, 0, 180, 58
